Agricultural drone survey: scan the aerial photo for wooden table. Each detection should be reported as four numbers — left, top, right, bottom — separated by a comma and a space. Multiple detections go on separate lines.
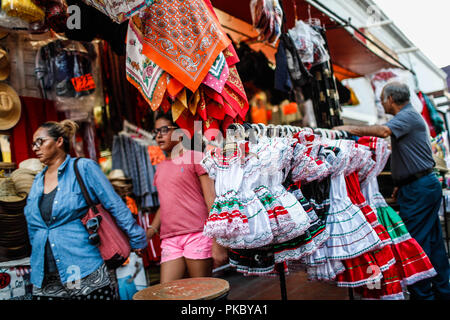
133, 277, 230, 300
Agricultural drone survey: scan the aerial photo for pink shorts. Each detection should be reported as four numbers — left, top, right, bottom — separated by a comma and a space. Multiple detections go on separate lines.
160, 232, 213, 264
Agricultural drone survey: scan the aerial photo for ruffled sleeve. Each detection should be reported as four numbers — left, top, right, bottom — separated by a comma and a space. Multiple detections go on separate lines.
201, 150, 217, 180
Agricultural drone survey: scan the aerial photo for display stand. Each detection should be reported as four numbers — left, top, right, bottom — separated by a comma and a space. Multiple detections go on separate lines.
275, 263, 288, 301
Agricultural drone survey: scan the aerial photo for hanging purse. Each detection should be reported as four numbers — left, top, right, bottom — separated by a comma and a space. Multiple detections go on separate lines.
74, 158, 131, 269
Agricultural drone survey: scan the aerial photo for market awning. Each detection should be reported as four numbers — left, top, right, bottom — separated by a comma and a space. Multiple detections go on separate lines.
212, 0, 403, 78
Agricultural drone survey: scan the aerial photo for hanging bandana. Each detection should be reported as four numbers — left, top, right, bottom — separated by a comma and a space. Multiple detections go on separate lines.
171, 89, 188, 122
133, 0, 231, 93
220, 66, 249, 120
202, 52, 229, 94
81, 0, 153, 23
126, 21, 167, 111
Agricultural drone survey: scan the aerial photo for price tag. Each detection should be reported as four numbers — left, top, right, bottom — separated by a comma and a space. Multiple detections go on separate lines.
71, 73, 96, 92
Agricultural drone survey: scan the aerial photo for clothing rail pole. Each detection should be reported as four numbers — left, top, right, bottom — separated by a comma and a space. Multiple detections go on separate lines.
123, 120, 154, 141
348, 288, 354, 300
276, 263, 288, 301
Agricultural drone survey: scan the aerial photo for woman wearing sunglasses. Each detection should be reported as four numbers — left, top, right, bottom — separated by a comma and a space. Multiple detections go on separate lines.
147, 112, 228, 284
24, 120, 147, 300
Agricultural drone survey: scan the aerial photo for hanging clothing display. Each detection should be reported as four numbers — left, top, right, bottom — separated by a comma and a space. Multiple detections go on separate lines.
201, 123, 437, 300
418, 92, 445, 138
80, 0, 153, 24
272, 3, 341, 129
123, 0, 249, 137
249, 0, 283, 44
111, 132, 159, 208
354, 136, 437, 299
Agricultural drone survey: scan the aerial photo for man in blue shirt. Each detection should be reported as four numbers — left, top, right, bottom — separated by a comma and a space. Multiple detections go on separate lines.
334, 82, 450, 300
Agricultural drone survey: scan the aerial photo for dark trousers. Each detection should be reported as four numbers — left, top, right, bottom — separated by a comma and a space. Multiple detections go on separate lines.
397, 173, 450, 300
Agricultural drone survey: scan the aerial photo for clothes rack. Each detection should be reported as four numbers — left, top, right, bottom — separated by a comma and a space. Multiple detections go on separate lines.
226, 123, 355, 301
122, 120, 155, 141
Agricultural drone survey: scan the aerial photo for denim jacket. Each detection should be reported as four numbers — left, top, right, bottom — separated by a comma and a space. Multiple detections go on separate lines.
24, 155, 147, 288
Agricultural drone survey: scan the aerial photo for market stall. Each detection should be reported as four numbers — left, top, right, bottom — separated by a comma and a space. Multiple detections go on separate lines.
0, 0, 445, 301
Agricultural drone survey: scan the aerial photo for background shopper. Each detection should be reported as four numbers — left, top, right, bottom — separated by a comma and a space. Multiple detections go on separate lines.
25, 120, 147, 300
334, 82, 450, 300
147, 112, 228, 284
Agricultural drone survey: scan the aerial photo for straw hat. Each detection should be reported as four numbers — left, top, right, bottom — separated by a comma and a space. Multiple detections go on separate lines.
108, 169, 132, 182
19, 158, 43, 173
433, 155, 448, 173
0, 48, 10, 81
0, 83, 21, 130
0, 178, 27, 202
1, 0, 45, 23
11, 168, 36, 194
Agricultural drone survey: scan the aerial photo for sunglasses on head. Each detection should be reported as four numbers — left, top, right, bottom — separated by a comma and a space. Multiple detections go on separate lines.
152, 126, 177, 136
86, 216, 102, 246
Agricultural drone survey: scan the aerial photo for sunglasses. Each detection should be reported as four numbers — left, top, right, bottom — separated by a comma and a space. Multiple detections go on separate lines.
30, 137, 52, 149
152, 126, 177, 136
86, 216, 102, 246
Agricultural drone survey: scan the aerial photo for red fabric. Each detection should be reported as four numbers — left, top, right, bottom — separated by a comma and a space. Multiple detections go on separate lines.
392, 238, 436, 285
137, 210, 162, 265
336, 253, 382, 287
354, 263, 404, 300
418, 91, 436, 138
336, 172, 400, 289
11, 97, 63, 165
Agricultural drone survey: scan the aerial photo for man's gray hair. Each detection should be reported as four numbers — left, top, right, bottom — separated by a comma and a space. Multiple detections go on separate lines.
382, 82, 410, 104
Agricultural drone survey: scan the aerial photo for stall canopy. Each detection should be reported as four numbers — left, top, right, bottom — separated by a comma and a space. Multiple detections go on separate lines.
211, 0, 403, 79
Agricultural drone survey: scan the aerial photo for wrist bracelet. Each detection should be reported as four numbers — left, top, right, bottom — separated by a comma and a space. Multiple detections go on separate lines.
149, 225, 159, 234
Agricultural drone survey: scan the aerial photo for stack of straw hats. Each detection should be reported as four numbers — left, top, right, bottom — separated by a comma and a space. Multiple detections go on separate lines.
11, 158, 43, 195
1, 0, 45, 23
0, 177, 31, 262
108, 169, 133, 198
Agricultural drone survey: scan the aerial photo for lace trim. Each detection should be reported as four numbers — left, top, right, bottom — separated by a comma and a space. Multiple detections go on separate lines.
274, 226, 330, 263
215, 229, 274, 249
306, 260, 346, 281
401, 268, 437, 286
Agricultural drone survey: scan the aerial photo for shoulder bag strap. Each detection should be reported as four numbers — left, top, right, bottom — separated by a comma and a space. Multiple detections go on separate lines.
74, 158, 99, 213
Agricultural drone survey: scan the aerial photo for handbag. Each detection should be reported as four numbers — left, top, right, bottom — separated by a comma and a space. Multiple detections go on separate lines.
74, 158, 131, 269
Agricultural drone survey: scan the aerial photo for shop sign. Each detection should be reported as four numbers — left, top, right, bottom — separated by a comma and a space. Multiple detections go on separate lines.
71, 73, 96, 92
0, 268, 30, 300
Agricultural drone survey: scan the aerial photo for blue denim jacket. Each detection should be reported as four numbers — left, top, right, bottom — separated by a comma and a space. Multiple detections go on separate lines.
24, 155, 147, 288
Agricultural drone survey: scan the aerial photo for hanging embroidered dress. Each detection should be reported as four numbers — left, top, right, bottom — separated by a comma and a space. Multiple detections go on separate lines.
253, 137, 311, 244
201, 146, 249, 240
358, 136, 437, 287
274, 140, 330, 264
328, 139, 397, 289
203, 142, 275, 250
305, 146, 383, 283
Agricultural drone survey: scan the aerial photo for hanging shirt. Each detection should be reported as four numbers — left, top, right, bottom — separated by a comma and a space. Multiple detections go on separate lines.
153, 150, 209, 239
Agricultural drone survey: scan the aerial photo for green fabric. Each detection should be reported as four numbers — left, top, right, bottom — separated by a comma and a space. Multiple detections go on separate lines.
376, 206, 410, 240
423, 93, 445, 135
